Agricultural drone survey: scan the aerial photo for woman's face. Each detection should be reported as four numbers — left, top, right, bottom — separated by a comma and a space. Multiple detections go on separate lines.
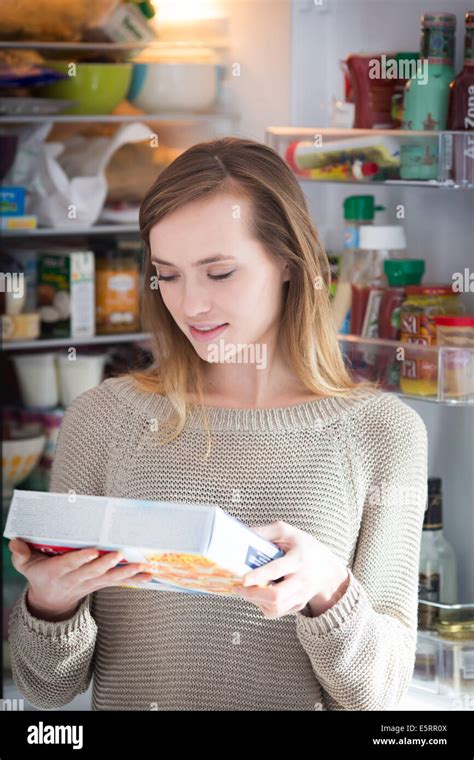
149, 194, 290, 365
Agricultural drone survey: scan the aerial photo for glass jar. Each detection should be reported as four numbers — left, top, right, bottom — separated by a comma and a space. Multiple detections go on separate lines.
436, 619, 474, 695
95, 245, 140, 334
399, 285, 465, 396
435, 315, 474, 401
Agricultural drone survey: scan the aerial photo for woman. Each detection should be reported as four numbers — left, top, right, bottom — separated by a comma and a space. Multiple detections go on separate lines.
8, 136, 427, 711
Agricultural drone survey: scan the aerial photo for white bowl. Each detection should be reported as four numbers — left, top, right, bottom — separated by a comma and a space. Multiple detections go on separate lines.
128, 61, 218, 112
2, 434, 46, 502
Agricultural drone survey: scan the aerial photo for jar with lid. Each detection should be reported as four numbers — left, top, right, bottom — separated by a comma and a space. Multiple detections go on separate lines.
435, 315, 474, 401
95, 244, 141, 334
399, 285, 465, 396
379, 259, 425, 340
435, 619, 474, 695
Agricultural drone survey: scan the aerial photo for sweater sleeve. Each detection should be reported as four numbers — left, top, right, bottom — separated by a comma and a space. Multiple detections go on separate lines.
7, 383, 114, 710
294, 393, 428, 711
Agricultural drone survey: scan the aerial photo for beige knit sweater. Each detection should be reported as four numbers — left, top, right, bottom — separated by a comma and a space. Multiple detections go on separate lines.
8, 375, 428, 711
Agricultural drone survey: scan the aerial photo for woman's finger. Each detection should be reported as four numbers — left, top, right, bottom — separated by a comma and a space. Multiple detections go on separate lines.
85, 568, 154, 593
242, 552, 299, 588
65, 550, 123, 582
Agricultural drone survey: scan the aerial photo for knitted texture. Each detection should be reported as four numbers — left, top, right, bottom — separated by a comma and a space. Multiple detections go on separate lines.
8, 375, 428, 711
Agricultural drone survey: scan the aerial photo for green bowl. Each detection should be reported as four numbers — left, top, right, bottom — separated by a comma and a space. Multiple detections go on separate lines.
37, 62, 133, 115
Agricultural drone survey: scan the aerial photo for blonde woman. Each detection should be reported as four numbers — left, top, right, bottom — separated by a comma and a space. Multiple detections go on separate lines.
8, 137, 427, 711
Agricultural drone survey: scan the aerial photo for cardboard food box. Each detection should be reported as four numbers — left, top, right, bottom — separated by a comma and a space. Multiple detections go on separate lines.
38, 250, 95, 338
4, 490, 285, 597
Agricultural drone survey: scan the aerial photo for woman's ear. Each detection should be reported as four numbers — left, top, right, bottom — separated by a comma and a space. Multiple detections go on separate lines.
282, 263, 291, 283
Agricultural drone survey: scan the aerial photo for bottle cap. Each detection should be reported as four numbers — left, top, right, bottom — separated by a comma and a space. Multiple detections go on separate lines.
343, 195, 385, 221
384, 258, 425, 286
358, 225, 406, 250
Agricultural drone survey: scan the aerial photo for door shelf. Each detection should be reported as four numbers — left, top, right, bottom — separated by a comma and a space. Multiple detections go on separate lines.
265, 127, 474, 189
414, 600, 474, 702
338, 335, 474, 406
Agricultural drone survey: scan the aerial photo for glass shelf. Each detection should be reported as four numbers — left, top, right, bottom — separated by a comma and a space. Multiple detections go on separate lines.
414, 600, 474, 701
1, 224, 140, 238
2, 332, 152, 351
265, 127, 474, 189
338, 334, 474, 406
0, 109, 238, 125
0, 40, 230, 52
4, 333, 474, 406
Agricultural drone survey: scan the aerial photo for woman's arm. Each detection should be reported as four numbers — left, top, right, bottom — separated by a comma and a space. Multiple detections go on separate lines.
294, 394, 428, 711
8, 383, 115, 710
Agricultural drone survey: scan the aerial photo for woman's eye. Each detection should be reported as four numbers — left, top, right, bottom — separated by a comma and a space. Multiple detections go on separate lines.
156, 271, 235, 282
209, 271, 235, 281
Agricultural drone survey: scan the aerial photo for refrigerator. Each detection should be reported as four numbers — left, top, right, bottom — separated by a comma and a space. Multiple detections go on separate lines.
1, 0, 473, 715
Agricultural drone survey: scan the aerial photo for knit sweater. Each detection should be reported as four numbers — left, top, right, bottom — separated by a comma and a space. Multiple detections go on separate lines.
8, 375, 428, 711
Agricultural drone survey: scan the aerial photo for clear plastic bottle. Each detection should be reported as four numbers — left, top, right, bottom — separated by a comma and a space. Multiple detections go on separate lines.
331, 195, 384, 334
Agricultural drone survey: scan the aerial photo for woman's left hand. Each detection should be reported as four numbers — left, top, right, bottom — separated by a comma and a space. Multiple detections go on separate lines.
237, 520, 351, 619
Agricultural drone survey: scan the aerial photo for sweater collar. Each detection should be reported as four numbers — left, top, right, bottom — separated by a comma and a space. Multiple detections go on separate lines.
105, 375, 380, 432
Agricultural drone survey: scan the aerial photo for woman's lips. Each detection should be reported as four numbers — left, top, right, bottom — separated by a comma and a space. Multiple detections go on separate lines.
189, 323, 229, 341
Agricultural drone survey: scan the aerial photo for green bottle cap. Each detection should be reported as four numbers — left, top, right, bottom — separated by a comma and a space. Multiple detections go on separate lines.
394, 52, 419, 64
343, 195, 385, 221
135, 1, 155, 20
384, 258, 425, 286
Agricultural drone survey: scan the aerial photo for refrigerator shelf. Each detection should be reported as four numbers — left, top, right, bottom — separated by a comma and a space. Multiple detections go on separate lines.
338, 335, 474, 405
415, 601, 474, 701
265, 127, 474, 189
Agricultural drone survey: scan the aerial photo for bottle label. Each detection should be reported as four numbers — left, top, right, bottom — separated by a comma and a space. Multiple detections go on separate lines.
421, 26, 455, 65
418, 571, 440, 630
344, 225, 359, 249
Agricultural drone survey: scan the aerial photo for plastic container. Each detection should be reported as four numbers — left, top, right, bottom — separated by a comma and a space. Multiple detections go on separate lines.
55, 353, 108, 407
12, 352, 59, 409
435, 316, 474, 402
435, 315, 474, 347
414, 602, 474, 698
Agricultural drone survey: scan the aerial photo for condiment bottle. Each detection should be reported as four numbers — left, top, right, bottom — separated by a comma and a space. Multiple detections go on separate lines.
95, 243, 140, 334
350, 225, 406, 336
447, 11, 474, 185
401, 12, 456, 180
331, 195, 384, 334
378, 258, 425, 340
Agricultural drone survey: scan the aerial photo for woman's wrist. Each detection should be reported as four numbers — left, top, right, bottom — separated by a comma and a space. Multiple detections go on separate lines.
26, 587, 81, 622
306, 566, 351, 617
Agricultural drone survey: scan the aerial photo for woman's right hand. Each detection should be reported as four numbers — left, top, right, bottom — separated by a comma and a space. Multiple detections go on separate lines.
8, 538, 154, 622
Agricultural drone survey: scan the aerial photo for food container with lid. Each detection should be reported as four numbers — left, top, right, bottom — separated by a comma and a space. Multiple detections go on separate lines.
435, 316, 474, 402
399, 285, 465, 397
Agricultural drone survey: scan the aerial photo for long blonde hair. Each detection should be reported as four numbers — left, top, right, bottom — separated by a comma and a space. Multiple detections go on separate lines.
129, 136, 370, 456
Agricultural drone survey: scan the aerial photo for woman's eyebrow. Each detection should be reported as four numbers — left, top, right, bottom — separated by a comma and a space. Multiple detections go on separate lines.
150, 254, 237, 267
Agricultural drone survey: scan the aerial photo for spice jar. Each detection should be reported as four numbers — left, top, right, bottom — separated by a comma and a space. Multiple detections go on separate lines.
435, 315, 474, 401
379, 259, 425, 340
399, 285, 465, 396
436, 619, 474, 695
95, 244, 140, 334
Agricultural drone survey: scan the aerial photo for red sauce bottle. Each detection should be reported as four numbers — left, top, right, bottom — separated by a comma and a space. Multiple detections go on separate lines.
447, 11, 474, 184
